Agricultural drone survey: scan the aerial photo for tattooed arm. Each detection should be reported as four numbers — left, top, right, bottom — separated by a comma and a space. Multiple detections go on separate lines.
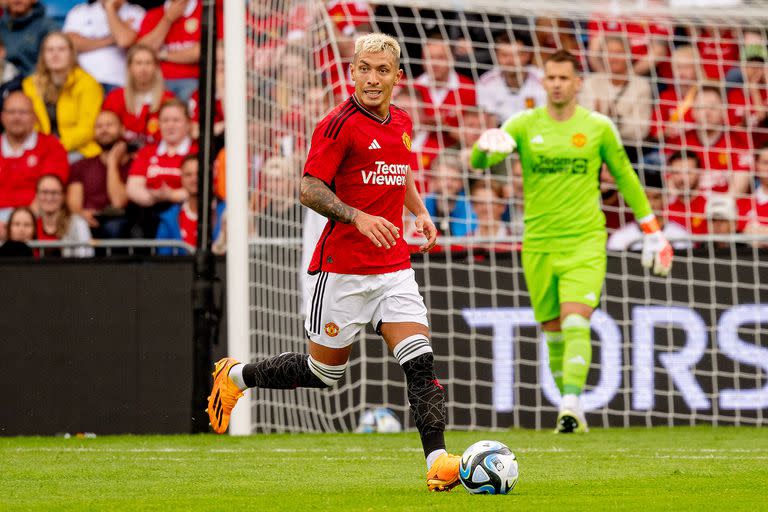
300, 175, 358, 224
300, 175, 400, 249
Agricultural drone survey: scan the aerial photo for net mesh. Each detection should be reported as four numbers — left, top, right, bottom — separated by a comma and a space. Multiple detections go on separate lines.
243, 0, 768, 432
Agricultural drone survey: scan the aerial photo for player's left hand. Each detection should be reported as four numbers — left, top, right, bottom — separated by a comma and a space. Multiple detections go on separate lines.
641, 231, 673, 276
414, 213, 437, 253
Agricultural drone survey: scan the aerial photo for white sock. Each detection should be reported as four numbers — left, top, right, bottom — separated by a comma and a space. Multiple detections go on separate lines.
228, 363, 247, 390
426, 449, 447, 470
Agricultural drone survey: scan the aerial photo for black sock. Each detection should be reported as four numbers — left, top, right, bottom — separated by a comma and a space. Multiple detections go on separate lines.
242, 353, 327, 389
401, 353, 447, 457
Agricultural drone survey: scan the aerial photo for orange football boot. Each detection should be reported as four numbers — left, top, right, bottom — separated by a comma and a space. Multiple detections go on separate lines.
426, 452, 461, 491
207, 357, 244, 434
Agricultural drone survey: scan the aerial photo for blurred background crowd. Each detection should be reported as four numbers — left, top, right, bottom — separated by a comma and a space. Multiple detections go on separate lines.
0, 0, 766, 258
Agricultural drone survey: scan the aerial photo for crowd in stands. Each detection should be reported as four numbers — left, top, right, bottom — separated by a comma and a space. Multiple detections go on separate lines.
0, 1, 767, 258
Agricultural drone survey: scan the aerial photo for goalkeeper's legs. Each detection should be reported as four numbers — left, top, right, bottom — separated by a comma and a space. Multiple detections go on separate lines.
544, 330, 565, 393
381, 322, 460, 492
545, 303, 593, 433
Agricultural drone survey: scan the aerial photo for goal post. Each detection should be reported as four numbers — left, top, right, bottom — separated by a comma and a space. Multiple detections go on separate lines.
225, 0, 768, 433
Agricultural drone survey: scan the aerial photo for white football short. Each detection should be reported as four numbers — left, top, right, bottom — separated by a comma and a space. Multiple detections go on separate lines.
304, 268, 429, 348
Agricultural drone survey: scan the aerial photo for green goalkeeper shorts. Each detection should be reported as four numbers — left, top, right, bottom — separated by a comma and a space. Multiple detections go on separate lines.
522, 245, 607, 323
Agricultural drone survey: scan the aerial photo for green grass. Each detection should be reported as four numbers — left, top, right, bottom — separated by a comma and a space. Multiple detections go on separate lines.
1, 427, 766, 511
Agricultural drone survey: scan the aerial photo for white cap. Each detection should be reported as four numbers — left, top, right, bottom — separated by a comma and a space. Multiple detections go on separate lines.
705, 193, 737, 221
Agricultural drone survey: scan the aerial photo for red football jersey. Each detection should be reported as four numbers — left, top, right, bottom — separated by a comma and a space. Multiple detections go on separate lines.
304, 95, 416, 275
179, 202, 198, 247
650, 87, 696, 141
138, 1, 201, 80
129, 138, 197, 190
103, 88, 176, 147
675, 129, 752, 193
738, 188, 768, 231
666, 194, 708, 235
0, 133, 69, 208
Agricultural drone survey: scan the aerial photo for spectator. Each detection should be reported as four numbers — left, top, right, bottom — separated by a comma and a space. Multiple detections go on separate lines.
127, 98, 197, 236
0, 0, 58, 76
0, 33, 19, 84
0, 206, 35, 257
650, 45, 701, 145
35, 173, 94, 257
422, 152, 476, 236
727, 53, 768, 149
0, 91, 68, 229
412, 35, 477, 139
67, 110, 131, 238
63, 0, 146, 93
254, 155, 302, 238
0, 34, 22, 126
678, 85, 752, 195
682, 25, 739, 81
155, 154, 199, 254
607, 171, 691, 251
103, 44, 175, 149
586, 15, 671, 77
704, 193, 739, 250
579, 35, 652, 162
393, 85, 441, 173
664, 151, 708, 235
469, 178, 514, 243
738, 142, 768, 247
477, 32, 546, 124
22, 32, 104, 161
137, 0, 201, 101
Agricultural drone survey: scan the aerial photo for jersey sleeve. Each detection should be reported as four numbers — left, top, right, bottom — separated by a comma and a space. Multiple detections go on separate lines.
598, 114, 653, 220
129, 147, 150, 177
303, 114, 349, 186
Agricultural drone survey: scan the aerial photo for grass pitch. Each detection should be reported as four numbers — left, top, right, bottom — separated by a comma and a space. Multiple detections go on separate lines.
2, 427, 766, 511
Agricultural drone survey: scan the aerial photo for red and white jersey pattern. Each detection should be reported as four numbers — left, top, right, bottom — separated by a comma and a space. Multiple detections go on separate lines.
674, 129, 752, 193
304, 95, 417, 275
179, 202, 198, 247
129, 137, 197, 190
738, 187, 768, 231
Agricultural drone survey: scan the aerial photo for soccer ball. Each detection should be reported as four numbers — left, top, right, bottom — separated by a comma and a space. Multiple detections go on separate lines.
354, 407, 402, 433
459, 440, 519, 495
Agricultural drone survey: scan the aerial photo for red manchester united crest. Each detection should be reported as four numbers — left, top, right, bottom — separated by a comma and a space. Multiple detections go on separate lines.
402, 132, 411, 151
324, 322, 340, 337
571, 133, 587, 147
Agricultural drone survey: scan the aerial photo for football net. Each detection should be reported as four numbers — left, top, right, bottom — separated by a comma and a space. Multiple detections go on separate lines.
231, 0, 768, 433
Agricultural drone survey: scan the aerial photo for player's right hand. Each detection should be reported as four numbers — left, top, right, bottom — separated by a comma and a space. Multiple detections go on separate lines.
476, 128, 516, 154
352, 211, 400, 249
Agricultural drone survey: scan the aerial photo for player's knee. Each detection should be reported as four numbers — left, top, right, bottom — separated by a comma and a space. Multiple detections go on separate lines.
307, 355, 348, 387
561, 314, 590, 330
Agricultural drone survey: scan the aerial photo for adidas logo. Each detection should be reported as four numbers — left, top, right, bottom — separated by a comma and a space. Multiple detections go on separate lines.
530, 135, 544, 144
584, 292, 596, 302
567, 355, 587, 366
368, 139, 381, 150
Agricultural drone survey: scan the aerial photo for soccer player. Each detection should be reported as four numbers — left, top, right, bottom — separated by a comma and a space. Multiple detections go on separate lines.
207, 33, 462, 491
471, 50, 673, 433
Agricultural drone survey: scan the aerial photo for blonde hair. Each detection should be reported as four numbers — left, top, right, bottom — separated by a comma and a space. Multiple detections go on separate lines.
353, 33, 401, 68
33, 32, 78, 104
125, 44, 166, 114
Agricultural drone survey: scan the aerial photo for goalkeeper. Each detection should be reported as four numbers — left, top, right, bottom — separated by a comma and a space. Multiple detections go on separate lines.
471, 50, 673, 433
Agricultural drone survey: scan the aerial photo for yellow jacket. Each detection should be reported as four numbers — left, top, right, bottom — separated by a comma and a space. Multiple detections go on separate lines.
22, 67, 103, 158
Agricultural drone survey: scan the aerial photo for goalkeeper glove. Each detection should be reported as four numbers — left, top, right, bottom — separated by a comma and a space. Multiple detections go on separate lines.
639, 216, 673, 276
476, 128, 517, 154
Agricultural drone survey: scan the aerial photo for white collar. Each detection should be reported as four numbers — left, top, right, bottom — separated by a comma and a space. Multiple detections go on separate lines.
1, 132, 38, 157
164, 0, 197, 18
157, 136, 191, 156
182, 201, 198, 221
